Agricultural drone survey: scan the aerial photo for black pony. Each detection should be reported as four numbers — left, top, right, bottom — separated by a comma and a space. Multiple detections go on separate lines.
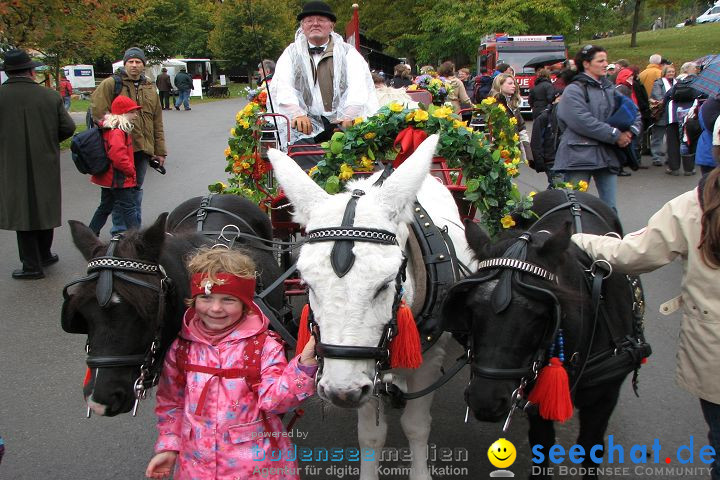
442, 190, 650, 479
63, 195, 286, 417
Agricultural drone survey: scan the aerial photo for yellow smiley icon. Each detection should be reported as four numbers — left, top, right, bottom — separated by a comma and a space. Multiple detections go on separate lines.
488, 438, 517, 469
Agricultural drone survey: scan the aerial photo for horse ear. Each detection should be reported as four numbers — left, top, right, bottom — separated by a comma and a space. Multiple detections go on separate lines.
138, 213, 168, 261
377, 134, 438, 221
68, 220, 104, 260
267, 148, 330, 226
538, 221, 572, 258
464, 219, 492, 261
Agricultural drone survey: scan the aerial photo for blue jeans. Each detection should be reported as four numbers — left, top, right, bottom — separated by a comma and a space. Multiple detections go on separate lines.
63, 95, 71, 111
110, 152, 148, 235
701, 399, 720, 480
175, 89, 190, 109
90, 187, 138, 235
564, 169, 618, 213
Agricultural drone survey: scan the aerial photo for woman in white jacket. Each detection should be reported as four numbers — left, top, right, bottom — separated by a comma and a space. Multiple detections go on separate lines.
572, 167, 720, 480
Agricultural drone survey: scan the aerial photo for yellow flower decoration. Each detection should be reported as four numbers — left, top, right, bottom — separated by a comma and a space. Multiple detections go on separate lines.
224, 147, 231, 157
529, 191, 537, 197
432, 106, 452, 119
482, 97, 497, 105
407, 84, 418, 91
239, 119, 250, 129
354, 117, 364, 125
308, 166, 318, 176
578, 180, 589, 192
453, 119, 468, 129
512, 133, 519, 142
498, 104, 507, 112
565, 182, 574, 189
507, 167, 519, 176
501, 215, 516, 229
361, 156, 374, 170
232, 154, 240, 162
465, 126, 474, 133
406, 112, 415, 122
243, 104, 254, 114
364, 132, 376, 140
230, 128, 236, 136
240, 162, 250, 170
388, 102, 404, 113
235, 112, 243, 122
339, 163, 354, 181
413, 109, 429, 122
509, 117, 517, 125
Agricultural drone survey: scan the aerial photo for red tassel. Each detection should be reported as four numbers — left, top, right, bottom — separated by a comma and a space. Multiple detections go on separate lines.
527, 357, 573, 422
83, 368, 92, 387
390, 302, 423, 369
295, 304, 312, 356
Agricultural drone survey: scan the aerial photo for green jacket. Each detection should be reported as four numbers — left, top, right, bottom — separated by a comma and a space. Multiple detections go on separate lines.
0, 77, 75, 230
91, 70, 167, 156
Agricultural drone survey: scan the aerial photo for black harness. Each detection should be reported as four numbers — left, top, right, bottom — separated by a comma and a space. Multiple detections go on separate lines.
61, 235, 172, 417
446, 191, 651, 430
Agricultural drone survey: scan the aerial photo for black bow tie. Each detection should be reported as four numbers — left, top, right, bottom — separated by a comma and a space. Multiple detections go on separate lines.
309, 46, 325, 55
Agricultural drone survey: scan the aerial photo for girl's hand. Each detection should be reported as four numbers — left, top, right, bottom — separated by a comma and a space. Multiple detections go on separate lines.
146, 451, 178, 479
299, 336, 317, 366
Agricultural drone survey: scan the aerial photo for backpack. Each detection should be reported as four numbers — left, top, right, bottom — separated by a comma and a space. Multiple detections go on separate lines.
671, 77, 698, 103
70, 128, 109, 175
70, 75, 124, 176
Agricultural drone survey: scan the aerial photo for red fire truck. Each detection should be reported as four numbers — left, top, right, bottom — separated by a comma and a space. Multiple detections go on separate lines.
477, 33, 568, 115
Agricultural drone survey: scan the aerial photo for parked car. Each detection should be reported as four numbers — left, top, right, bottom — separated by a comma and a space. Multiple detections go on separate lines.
697, 3, 720, 23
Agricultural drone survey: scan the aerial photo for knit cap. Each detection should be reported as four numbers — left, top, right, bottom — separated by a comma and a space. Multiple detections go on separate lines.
111, 96, 142, 115
123, 47, 146, 65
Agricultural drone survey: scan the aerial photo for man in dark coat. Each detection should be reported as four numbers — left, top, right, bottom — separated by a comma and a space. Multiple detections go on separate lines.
173, 67, 193, 111
156, 67, 172, 110
0, 49, 75, 279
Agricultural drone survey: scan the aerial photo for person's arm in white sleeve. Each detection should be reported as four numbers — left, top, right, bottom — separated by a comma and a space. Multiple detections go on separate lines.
571, 194, 690, 275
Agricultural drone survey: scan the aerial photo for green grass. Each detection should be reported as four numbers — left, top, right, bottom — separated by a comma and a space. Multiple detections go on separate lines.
586, 22, 720, 68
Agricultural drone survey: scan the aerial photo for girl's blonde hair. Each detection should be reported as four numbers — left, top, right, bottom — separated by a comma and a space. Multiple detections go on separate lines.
185, 247, 256, 307
101, 112, 136, 133
489, 73, 521, 110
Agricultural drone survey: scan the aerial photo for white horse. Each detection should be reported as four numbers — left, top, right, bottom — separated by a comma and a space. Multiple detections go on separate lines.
268, 135, 475, 480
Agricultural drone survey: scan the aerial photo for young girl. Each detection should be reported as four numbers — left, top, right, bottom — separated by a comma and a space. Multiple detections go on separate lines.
87, 95, 140, 235
572, 167, 720, 480
146, 248, 317, 480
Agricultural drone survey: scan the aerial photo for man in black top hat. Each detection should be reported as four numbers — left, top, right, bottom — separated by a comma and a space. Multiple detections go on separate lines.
0, 49, 75, 279
270, 0, 377, 152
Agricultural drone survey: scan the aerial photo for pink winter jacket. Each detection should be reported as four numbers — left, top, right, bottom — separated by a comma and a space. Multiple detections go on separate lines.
153, 307, 316, 479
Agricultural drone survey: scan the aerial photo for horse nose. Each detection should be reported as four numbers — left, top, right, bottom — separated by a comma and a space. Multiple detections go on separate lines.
89, 387, 133, 417
319, 383, 372, 408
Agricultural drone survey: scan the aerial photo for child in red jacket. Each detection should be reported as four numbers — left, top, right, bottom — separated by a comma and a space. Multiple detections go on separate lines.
88, 96, 141, 235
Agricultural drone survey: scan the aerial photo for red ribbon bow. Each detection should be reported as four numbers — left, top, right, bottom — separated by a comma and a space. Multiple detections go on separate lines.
393, 126, 428, 168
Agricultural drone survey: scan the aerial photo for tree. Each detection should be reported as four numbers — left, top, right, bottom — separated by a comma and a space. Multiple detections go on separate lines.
0, 0, 140, 87
630, 0, 643, 46
114, 0, 216, 62
208, 0, 297, 77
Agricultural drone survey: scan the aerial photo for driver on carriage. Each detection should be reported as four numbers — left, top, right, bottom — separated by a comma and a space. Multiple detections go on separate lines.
269, 1, 377, 152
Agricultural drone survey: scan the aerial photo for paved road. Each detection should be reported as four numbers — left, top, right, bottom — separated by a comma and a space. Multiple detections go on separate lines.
0, 99, 710, 480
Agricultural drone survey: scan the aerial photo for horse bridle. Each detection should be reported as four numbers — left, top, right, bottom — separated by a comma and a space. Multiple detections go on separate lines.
447, 232, 564, 428
301, 188, 409, 387
61, 235, 171, 417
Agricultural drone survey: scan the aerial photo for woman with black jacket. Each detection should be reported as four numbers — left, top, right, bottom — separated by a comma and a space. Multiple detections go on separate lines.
529, 68, 555, 119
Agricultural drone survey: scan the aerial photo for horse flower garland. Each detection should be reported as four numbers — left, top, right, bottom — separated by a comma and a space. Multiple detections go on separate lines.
209, 98, 274, 204
315, 101, 534, 236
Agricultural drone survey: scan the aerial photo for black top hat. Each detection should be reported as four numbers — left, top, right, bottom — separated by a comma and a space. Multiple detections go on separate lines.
297, 1, 336, 22
1, 49, 43, 72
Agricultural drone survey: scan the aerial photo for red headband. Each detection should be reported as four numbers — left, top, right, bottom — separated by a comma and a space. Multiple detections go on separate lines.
190, 273, 256, 307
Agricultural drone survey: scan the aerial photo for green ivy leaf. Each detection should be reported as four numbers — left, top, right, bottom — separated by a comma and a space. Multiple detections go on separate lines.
325, 176, 340, 194
466, 178, 480, 192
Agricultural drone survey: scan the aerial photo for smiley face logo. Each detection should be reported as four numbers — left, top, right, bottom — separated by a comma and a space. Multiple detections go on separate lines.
488, 438, 517, 469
